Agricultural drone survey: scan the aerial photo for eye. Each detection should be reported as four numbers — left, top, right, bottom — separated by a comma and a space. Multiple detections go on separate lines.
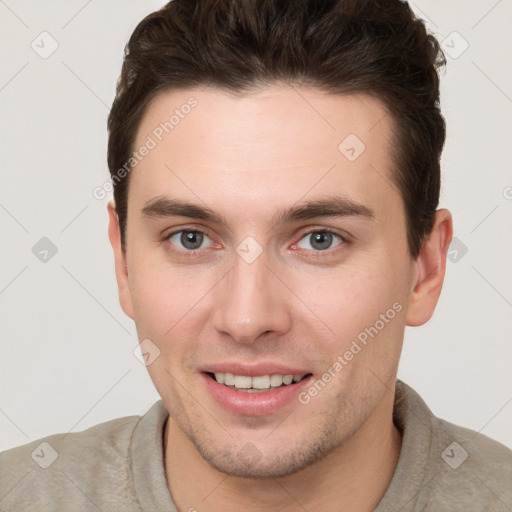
295, 230, 344, 252
166, 230, 214, 252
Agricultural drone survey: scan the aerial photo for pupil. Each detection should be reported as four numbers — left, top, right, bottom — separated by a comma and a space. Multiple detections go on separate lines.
312, 232, 332, 250
181, 231, 203, 250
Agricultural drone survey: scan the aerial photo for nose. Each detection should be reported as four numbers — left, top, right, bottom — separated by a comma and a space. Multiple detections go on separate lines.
212, 249, 292, 344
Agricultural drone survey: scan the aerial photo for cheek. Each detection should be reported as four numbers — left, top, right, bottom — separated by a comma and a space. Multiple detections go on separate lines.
127, 257, 186, 337
303, 263, 399, 326
127, 251, 220, 344
295, 256, 408, 369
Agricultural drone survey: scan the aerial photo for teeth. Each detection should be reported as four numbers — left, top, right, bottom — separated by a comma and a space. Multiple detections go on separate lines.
233, 375, 252, 389
282, 375, 293, 385
270, 375, 283, 387
212, 372, 308, 389
252, 375, 271, 389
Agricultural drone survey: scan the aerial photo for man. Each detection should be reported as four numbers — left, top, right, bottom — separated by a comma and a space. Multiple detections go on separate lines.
1, 0, 511, 511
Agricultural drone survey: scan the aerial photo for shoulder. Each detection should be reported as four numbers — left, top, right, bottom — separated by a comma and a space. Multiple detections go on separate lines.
1, 412, 140, 464
426, 409, 512, 510
387, 381, 512, 512
441, 417, 512, 465
0, 412, 143, 511
437, 416, 512, 480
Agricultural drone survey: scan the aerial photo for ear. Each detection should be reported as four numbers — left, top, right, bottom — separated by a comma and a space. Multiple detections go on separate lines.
107, 201, 135, 320
406, 209, 453, 326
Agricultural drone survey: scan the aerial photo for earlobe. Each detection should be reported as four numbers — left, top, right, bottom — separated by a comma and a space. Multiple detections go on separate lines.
107, 201, 135, 320
405, 209, 453, 327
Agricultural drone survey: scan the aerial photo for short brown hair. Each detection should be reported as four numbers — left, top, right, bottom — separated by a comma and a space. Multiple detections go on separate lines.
107, 0, 446, 258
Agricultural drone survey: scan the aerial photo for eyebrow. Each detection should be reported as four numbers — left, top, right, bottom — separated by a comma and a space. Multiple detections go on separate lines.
141, 195, 375, 226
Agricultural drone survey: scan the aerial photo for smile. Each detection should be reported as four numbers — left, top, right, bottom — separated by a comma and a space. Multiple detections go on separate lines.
202, 370, 314, 415
210, 372, 309, 392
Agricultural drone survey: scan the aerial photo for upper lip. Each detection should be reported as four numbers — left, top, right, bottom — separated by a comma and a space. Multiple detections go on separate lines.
201, 362, 311, 377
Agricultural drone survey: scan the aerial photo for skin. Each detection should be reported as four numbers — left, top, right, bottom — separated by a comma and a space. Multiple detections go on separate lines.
108, 84, 452, 511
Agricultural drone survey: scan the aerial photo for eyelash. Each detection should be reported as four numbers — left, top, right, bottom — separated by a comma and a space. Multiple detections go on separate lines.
162, 227, 349, 259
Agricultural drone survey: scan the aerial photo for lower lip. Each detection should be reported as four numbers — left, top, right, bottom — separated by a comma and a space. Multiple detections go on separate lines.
201, 373, 312, 416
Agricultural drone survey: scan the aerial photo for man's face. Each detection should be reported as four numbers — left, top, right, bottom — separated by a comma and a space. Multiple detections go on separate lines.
117, 85, 418, 477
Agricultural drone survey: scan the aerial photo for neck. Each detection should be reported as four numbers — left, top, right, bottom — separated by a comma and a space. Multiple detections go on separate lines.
164, 388, 402, 512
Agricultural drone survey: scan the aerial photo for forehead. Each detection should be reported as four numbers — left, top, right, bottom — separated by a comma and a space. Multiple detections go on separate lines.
129, 84, 400, 221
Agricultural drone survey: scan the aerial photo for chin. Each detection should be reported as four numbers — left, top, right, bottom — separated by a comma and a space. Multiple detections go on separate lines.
191, 429, 341, 479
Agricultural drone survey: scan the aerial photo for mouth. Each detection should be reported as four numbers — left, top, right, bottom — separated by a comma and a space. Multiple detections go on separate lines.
201, 369, 314, 415
205, 371, 312, 393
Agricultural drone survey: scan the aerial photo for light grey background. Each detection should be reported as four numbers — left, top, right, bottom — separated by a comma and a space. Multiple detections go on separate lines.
1, 0, 511, 452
